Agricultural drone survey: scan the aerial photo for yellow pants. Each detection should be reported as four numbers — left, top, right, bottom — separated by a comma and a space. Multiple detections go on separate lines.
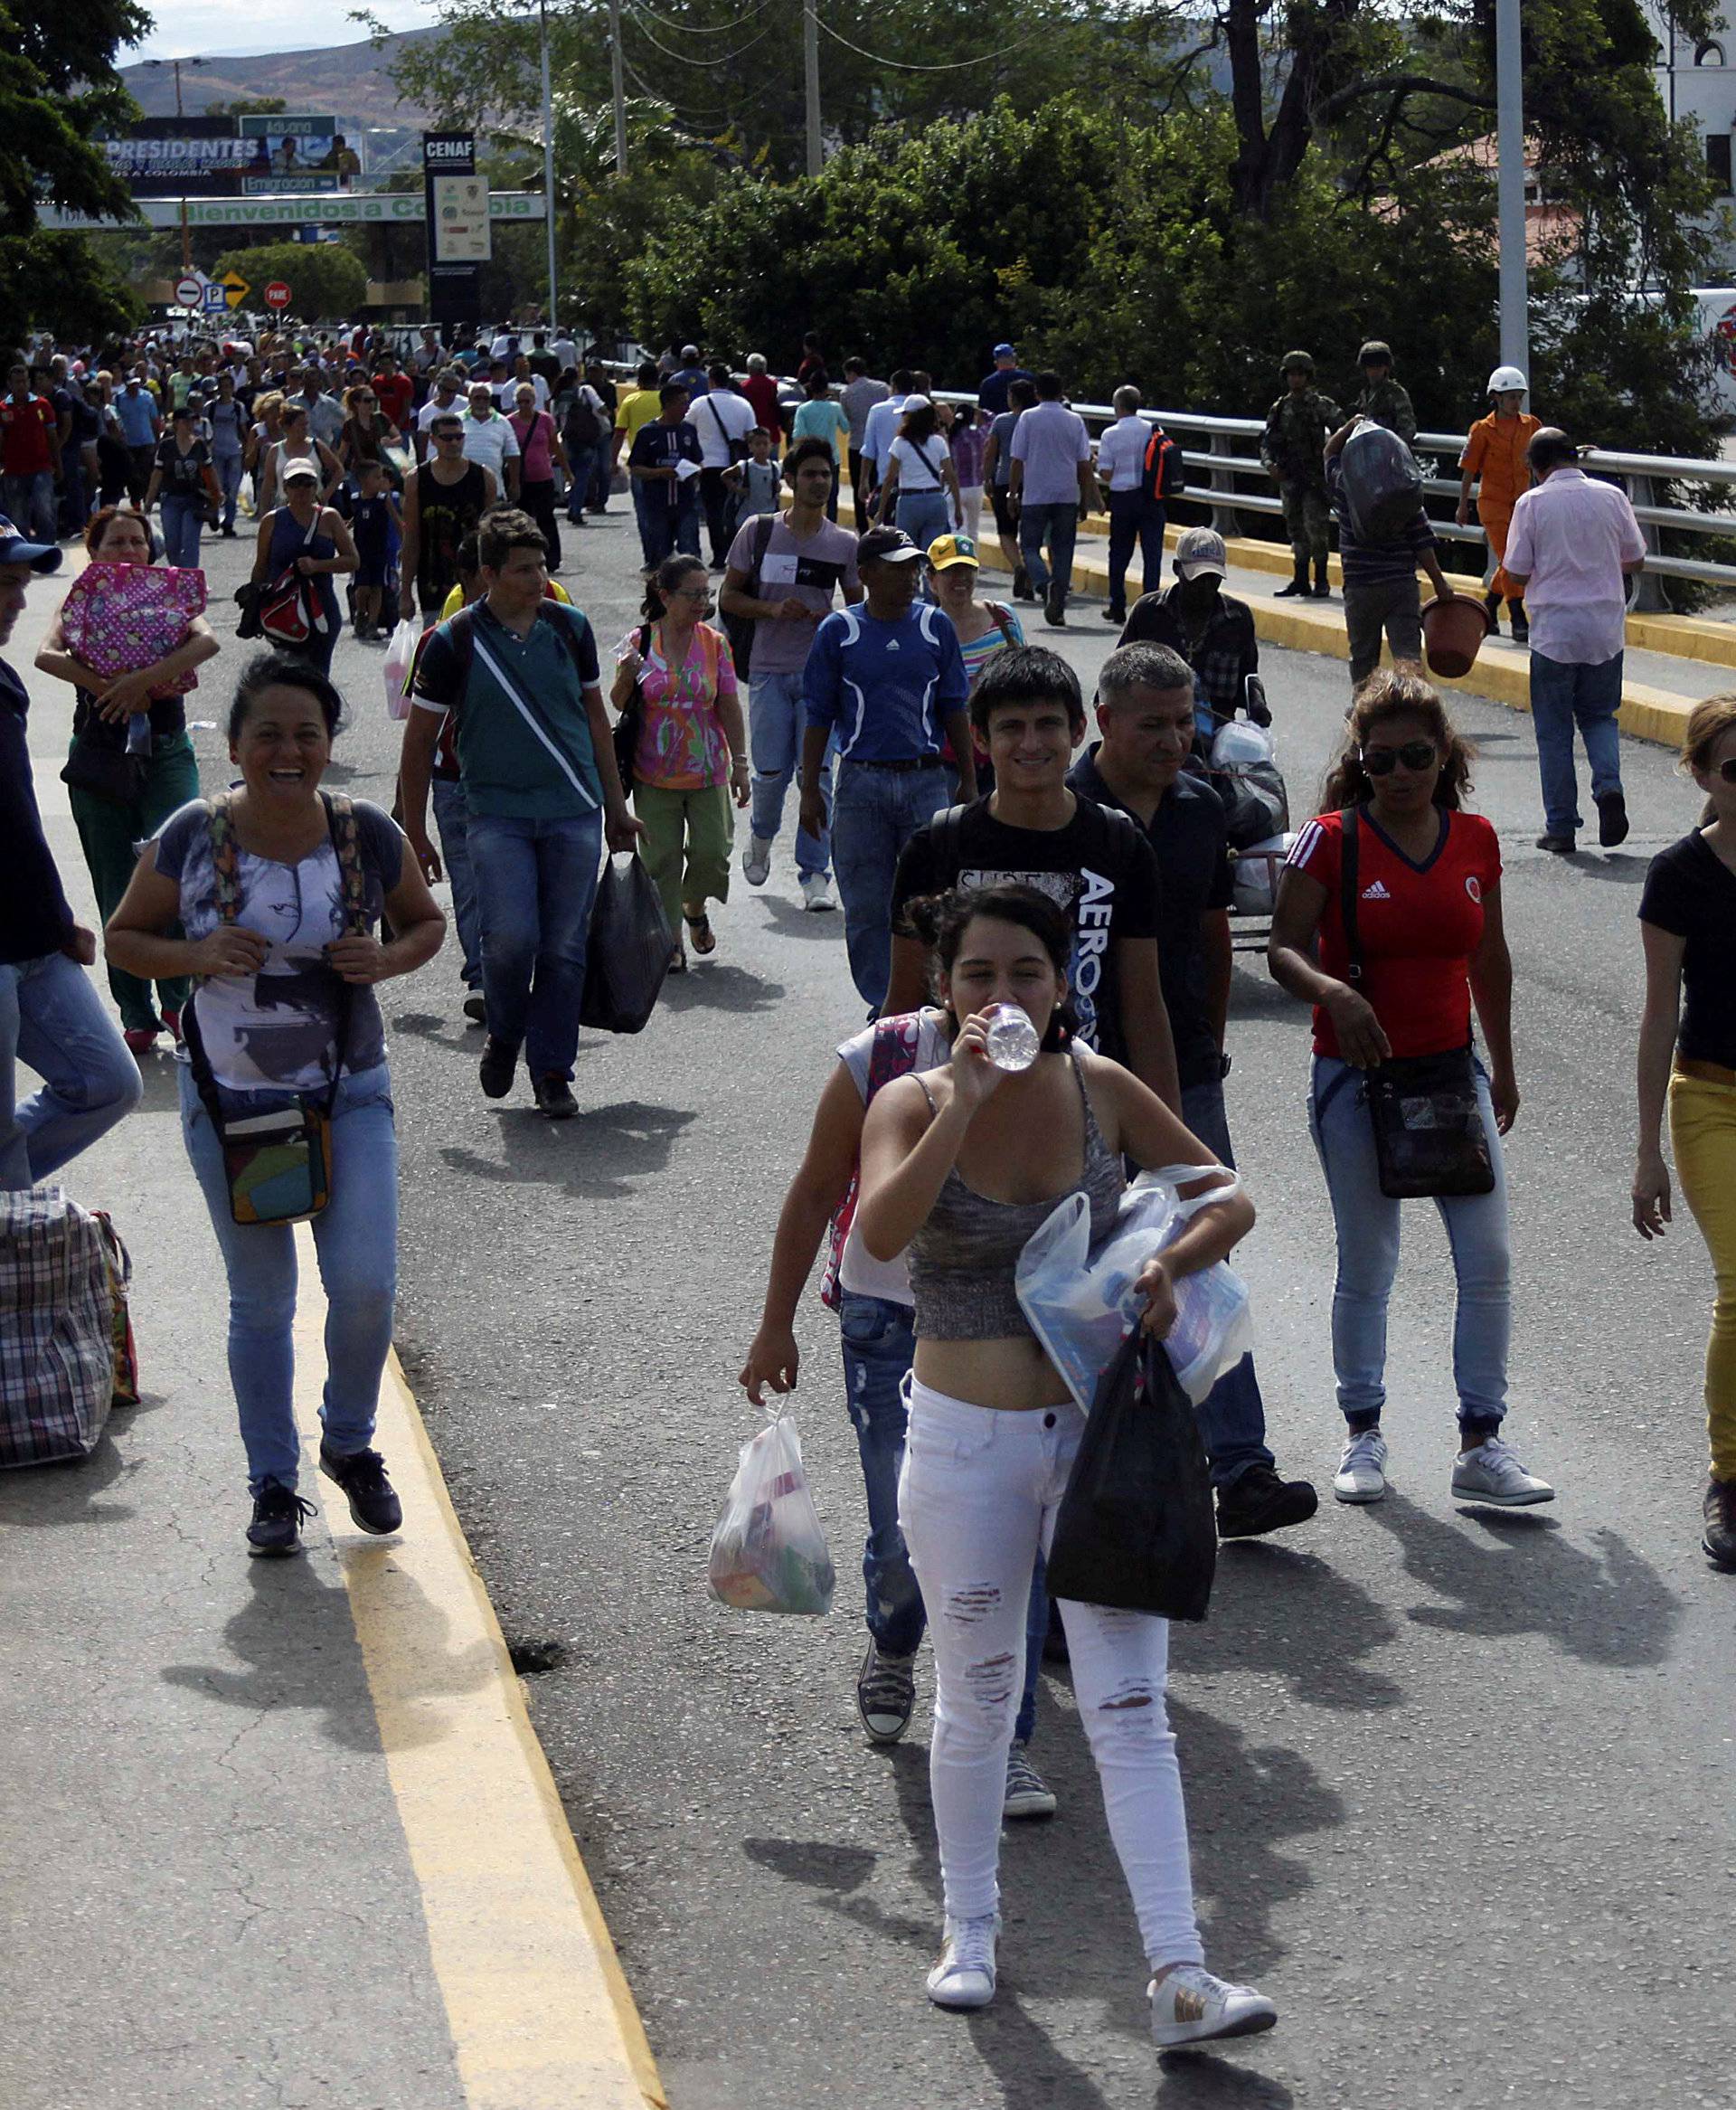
1668, 1070, 1736, 1479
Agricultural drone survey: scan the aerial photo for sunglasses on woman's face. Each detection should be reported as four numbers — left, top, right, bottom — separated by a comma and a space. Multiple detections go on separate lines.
1362, 741, 1438, 775
1715, 757, 1736, 784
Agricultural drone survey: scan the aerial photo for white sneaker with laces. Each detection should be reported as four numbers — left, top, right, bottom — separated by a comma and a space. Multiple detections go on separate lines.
1333, 1428, 1389, 1504
800, 872, 835, 913
1451, 1436, 1554, 1508
742, 834, 772, 886
927, 1913, 1000, 2010
1149, 1963, 1278, 2047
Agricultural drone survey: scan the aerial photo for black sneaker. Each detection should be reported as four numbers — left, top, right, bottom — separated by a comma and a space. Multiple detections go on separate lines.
1597, 790, 1630, 847
1102, 607, 1126, 625
1013, 566, 1033, 601
479, 1035, 518, 1098
1043, 588, 1066, 627
1535, 833, 1576, 855
1703, 1477, 1736, 1571
319, 1443, 403, 1536
533, 1073, 579, 1120
856, 1639, 917, 1743
462, 993, 487, 1026
1216, 1462, 1320, 1540
247, 1478, 316, 1557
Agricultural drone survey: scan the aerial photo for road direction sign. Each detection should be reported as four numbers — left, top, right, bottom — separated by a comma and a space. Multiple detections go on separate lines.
221, 271, 250, 310
175, 274, 203, 307
264, 280, 291, 310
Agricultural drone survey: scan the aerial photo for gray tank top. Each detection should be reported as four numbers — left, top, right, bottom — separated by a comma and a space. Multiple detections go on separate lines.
907, 1050, 1124, 1340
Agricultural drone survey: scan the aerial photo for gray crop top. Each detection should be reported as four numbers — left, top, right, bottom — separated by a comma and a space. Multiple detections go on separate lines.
906, 1050, 1125, 1339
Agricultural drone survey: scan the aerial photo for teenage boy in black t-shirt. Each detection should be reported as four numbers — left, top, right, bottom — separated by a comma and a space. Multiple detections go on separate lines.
885, 644, 1180, 1112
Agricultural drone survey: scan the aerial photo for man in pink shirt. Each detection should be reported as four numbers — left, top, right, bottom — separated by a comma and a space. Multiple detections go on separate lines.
1503, 428, 1647, 854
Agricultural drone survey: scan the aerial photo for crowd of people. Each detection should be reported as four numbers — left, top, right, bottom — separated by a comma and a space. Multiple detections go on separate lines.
4, 311, 1731, 2061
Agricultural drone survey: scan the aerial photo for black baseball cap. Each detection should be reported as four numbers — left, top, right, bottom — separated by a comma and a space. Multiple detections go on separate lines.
857, 525, 923, 566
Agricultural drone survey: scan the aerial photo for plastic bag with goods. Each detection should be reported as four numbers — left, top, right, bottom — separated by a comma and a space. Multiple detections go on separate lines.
1015, 1165, 1254, 1410
1338, 419, 1423, 544
707, 1414, 835, 1615
382, 618, 420, 721
1231, 831, 1296, 916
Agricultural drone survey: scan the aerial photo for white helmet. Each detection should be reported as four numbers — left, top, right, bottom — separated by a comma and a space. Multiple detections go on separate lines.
1487, 365, 1528, 395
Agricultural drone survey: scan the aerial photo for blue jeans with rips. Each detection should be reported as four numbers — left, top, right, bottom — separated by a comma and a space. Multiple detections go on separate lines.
830, 760, 951, 1008
181, 1060, 398, 1492
1017, 499, 1079, 601
1179, 1075, 1276, 1488
747, 671, 831, 879
467, 809, 603, 1080
1529, 649, 1624, 838
431, 777, 482, 990
1307, 1054, 1511, 1434
840, 1291, 1043, 1743
0, 951, 143, 1188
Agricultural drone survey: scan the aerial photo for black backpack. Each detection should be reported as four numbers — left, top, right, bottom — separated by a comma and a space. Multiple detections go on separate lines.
721, 510, 778, 684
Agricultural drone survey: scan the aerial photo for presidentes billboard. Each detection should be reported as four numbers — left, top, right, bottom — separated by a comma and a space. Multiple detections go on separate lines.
103, 114, 361, 198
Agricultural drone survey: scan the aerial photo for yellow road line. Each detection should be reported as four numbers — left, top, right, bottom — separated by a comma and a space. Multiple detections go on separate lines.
292, 1235, 665, 2109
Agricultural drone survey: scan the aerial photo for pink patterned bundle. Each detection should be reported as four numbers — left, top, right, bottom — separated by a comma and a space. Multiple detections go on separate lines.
59, 562, 208, 695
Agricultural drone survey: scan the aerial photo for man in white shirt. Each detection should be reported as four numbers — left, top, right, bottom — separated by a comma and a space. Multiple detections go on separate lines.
551, 331, 579, 373
415, 368, 468, 457
460, 381, 521, 501
295, 365, 345, 449
412, 327, 446, 375
857, 368, 911, 517
690, 363, 757, 567
1009, 369, 1094, 628
1094, 384, 1163, 625
1503, 428, 1647, 855
509, 353, 552, 411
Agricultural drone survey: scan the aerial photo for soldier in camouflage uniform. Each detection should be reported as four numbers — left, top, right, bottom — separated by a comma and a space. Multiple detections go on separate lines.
1260, 351, 1339, 599
1353, 340, 1418, 443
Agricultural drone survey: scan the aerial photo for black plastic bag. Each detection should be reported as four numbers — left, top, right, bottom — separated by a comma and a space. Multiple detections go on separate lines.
580, 855, 675, 1034
1044, 1328, 1217, 1623
1338, 420, 1423, 545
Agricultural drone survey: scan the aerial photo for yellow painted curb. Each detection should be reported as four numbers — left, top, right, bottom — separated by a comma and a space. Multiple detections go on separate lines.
293, 1241, 666, 2110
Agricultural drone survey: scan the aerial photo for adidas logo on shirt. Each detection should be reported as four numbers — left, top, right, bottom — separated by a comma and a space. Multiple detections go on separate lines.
1360, 880, 1392, 900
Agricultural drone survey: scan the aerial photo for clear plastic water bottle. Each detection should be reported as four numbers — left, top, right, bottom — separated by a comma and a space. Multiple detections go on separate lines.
983, 1002, 1041, 1073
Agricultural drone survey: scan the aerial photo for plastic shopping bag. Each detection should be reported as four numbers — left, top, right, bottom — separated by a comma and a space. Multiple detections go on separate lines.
382, 618, 419, 722
580, 854, 675, 1034
707, 1414, 836, 1615
1015, 1165, 1254, 1410
1045, 1329, 1217, 1621
1338, 419, 1423, 544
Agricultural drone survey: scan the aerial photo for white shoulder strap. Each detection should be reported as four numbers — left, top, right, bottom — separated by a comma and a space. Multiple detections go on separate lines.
467, 623, 599, 812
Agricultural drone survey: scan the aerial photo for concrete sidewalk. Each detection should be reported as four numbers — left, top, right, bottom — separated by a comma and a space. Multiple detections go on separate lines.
0, 579, 663, 2110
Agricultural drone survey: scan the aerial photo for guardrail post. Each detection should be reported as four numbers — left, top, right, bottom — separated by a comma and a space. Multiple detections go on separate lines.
1210, 430, 1238, 538
1625, 472, 1671, 613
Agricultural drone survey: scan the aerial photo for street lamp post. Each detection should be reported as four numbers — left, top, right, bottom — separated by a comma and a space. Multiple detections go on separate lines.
539, 0, 558, 328
1495, 0, 1529, 376
141, 55, 208, 276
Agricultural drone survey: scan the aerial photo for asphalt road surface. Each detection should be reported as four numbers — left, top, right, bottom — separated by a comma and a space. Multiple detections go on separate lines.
59, 507, 1736, 2108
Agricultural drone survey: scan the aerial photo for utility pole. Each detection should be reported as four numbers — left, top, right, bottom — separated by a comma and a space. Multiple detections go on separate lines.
803, 1, 822, 177
539, 0, 558, 326
1495, 0, 1529, 376
145, 55, 208, 274
609, 0, 628, 176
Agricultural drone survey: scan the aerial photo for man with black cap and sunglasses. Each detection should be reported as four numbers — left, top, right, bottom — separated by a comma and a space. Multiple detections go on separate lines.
1, 514, 141, 1186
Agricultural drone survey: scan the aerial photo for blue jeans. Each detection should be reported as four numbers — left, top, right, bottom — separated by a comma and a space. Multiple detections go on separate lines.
840, 1292, 1043, 1742
894, 489, 954, 551
467, 809, 603, 1079
180, 1060, 398, 1493
747, 671, 831, 879
566, 442, 604, 520
3, 470, 56, 544
1017, 500, 1079, 601
633, 485, 700, 567
1307, 1055, 1510, 1432
1179, 1076, 1275, 1488
1106, 492, 1165, 615
432, 777, 481, 989
158, 492, 205, 568
0, 951, 143, 1187
1529, 649, 1624, 837
213, 451, 244, 531
830, 760, 951, 1008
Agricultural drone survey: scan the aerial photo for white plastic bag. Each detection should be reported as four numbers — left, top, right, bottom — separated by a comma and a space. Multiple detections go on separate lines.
707, 1414, 835, 1615
382, 617, 419, 722
1015, 1165, 1254, 1409
1231, 831, 1295, 916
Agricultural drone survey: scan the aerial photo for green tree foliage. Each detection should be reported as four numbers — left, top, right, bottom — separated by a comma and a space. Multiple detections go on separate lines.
0, 0, 146, 347
212, 241, 370, 321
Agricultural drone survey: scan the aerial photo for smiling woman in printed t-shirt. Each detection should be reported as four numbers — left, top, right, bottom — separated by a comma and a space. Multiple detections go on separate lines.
1267, 668, 1553, 1514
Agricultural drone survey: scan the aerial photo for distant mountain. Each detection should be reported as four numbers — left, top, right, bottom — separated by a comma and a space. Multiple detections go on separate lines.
118, 29, 441, 131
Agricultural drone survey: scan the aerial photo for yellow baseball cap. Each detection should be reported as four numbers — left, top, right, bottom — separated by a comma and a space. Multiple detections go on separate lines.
927, 532, 979, 572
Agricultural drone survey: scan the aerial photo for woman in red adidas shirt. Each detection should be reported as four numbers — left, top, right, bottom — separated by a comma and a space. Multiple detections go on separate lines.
1268, 670, 1553, 1511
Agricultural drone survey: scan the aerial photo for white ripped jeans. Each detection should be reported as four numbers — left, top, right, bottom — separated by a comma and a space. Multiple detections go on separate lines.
898, 1376, 1204, 1968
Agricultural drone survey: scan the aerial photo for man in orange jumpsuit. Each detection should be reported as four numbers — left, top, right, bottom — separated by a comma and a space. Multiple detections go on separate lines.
1457, 364, 1541, 643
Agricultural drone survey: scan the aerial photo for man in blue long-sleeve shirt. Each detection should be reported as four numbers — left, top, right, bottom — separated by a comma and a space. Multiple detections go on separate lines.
799, 525, 976, 1008
1, 516, 141, 1186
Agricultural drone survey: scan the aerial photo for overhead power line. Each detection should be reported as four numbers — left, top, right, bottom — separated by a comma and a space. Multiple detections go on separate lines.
627, 0, 778, 33
813, 14, 1053, 71
624, 4, 780, 67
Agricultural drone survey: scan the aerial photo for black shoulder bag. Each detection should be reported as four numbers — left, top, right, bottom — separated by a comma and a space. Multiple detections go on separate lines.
614, 622, 653, 794
1339, 804, 1495, 1199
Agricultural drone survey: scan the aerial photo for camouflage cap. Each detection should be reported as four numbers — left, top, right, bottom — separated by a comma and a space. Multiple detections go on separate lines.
1358, 339, 1393, 364
1280, 349, 1316, 374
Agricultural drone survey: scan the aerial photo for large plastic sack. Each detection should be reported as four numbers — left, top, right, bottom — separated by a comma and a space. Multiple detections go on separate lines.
1045, 1329, 1216, 1621
1210, 718, 1288, 849
580, 854, 675, 1034
1231, 831, 1295, 916
382, 617, 420, 721
707, 1414, 836, 1615
0, 1187, 126, 1467
1338, 419, 1424, 544
1016, 1165, 1254, 1410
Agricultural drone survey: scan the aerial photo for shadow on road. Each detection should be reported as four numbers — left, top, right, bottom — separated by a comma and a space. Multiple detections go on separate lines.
1187, 1540, 1406, 1711
660, 961, 787, 1013
439, 1098, 697, 1198
0, 1416, 143, 1527
756, 895, 848, 944
1362, 1491, 1681, 1669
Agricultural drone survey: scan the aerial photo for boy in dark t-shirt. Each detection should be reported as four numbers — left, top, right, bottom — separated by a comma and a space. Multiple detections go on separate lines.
883, 644, 1180, 1111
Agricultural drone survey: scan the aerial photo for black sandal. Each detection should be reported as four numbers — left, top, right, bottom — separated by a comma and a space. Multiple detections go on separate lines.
683, 910, 717, 957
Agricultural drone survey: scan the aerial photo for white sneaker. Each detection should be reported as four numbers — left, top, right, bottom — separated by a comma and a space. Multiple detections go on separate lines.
1333, 1427, 1389, 1504
1451, 1436, 1554, 1508
742, 834, 772, 887
927, 1913, 1000, 2010
1149, 1963, 1278, 2047
800, 872, 835, 913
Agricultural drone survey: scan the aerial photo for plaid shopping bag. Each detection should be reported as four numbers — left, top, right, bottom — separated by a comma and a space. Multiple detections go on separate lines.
0, 1187, 120, 1467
